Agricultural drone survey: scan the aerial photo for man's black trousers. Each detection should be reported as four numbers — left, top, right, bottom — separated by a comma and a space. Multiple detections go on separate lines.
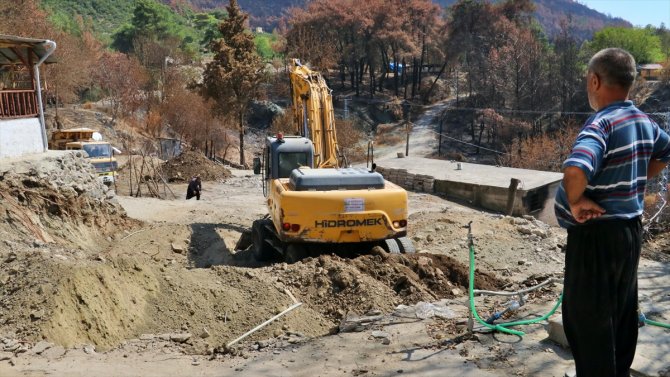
563, 217, 641, 377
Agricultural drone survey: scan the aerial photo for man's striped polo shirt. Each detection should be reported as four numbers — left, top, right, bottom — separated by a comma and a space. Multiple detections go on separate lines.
555, 100, 670, 228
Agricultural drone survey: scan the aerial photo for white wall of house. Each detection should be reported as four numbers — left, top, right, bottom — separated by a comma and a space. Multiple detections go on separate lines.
0, 118, 44, 158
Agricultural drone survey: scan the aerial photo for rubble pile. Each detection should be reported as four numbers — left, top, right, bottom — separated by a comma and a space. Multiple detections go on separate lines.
0, 151, 132, 246
161, 150, 231, 182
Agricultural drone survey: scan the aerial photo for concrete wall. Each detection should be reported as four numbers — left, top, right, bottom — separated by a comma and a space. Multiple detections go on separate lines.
0, 118, 44, 158
434, 179, 525, 214
433, 178, 559, 223
376, 164, 561, 223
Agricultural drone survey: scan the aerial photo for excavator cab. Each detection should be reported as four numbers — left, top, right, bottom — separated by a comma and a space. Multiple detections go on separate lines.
263, 134, 314, 181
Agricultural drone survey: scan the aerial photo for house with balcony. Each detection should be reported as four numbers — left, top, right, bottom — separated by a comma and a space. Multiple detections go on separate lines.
0, 34, 56, 158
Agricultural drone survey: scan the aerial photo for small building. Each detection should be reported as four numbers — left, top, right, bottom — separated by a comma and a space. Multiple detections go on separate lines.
639, 64, 663, 81
0, 34, 56, 158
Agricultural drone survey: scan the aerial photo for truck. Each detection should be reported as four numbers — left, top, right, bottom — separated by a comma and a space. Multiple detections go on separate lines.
48, 128, 118, 186
250, 59, 414, 263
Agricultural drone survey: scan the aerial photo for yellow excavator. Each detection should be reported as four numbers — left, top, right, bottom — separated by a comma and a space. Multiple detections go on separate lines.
250, 59, 414, 262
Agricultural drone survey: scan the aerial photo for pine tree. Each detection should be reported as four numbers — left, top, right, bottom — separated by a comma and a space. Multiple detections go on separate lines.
201, 0, 263, 166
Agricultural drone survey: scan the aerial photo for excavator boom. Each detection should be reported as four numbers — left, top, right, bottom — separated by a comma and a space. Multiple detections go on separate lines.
289, 59, 342, 168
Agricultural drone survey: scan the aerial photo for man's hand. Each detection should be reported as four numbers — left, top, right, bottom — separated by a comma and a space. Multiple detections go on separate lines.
569, 195, 606, 223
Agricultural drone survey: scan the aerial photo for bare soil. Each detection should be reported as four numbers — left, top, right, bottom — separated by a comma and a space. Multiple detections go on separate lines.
0, 156, 575, 372
0, 149, 667, 377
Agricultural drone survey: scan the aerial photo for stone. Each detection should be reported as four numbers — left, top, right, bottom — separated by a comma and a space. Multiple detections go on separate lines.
417, 256, 432, 267
531, 228, 548, 238
171, 243, 185, 254
41, 345, 66, 359
30, 341, 53, 355
200, 328, 210, 339
516, 225, 533, 235
83, 344, 96, 354
170, 333, 192, 343
3, 343, 19, 352
512, 217, 528, 225
30, 310, 44, 321
4, 253, 16, 263
371, 330, 391, 339
545, 318, 569, 348
451, 288, 462, 296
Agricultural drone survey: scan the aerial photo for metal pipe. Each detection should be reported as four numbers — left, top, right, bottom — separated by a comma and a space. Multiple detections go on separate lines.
35, 40, 57, 152
473, 277, 562, 297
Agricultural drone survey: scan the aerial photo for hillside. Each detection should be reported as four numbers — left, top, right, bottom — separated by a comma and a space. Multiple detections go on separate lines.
194, 0, 631, 40
189, 0, 301, 27
437, 0, 631, 40
40, 0, 632, 41
40, 0, 136, 39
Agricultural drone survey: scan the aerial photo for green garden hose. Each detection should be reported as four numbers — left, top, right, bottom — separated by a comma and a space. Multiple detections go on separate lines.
642, 315, 670, 329
466, 222, 669, 335
467, 229, 562, 336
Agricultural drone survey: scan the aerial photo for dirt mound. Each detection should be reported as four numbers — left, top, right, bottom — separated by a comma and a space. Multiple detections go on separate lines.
162, 150, 231, 182
0, 224, 334, 352
0, 152, 134, 248
268, 252, 506, 321
0, 151, 138, 346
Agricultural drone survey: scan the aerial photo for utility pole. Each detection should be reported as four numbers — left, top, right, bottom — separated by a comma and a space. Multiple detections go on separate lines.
405, 122, 411, 157
438, 118, 443, 156
344, 97, 349, 120
403, 100, 411, 157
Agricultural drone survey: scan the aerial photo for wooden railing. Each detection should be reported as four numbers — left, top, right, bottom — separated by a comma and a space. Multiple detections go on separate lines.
0, 89, 38, 119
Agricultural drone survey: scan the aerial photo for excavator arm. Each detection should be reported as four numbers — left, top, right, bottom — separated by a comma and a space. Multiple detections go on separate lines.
289, 59, 344, 169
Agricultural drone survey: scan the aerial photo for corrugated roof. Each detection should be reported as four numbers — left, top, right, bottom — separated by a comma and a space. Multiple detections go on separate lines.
640, 64, 663, 70
0, 34, 56, 66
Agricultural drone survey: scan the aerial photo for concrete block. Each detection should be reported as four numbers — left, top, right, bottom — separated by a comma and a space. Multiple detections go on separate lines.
545, 318, 569, 348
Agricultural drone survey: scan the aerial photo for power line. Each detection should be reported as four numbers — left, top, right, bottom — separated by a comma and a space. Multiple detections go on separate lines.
413, 125, 566, 167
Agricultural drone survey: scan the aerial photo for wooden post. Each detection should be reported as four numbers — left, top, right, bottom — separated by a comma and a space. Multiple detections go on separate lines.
506, 178, 521, 216
438, 119, 443, 156
405, 122, 410, 157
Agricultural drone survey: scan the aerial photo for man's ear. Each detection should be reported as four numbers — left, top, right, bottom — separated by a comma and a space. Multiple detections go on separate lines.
592, 72, 601, 90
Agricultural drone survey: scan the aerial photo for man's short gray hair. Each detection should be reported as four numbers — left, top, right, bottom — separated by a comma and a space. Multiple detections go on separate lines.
588, 48, 637, 90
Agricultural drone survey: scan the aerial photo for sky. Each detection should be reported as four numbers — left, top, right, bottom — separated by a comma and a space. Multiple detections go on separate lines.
578, 0, 670, 28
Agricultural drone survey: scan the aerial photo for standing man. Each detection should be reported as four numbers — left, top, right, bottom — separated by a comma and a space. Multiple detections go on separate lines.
186, 175, 202, 200
555, 48, 670, 376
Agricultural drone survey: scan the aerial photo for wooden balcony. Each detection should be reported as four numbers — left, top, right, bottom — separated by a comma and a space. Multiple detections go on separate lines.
0, 89, 38, 119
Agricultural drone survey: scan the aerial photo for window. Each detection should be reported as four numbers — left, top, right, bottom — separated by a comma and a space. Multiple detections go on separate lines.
278, 152, 308, 178
83, 144, 112, 158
